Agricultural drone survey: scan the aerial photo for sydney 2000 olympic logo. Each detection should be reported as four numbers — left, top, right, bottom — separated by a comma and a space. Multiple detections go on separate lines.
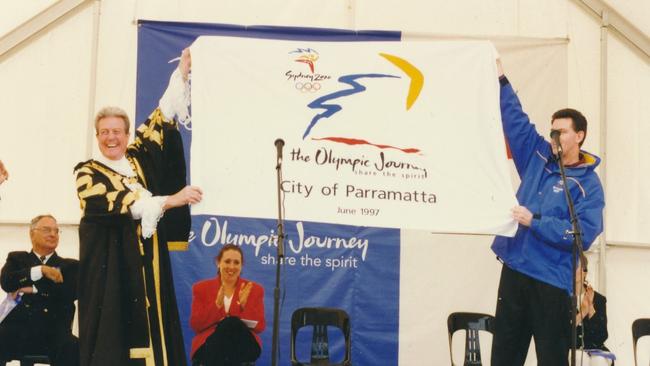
286, 48, 331, 93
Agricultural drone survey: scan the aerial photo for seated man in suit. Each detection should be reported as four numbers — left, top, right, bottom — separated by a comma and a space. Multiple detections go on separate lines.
0, 214, 79, 366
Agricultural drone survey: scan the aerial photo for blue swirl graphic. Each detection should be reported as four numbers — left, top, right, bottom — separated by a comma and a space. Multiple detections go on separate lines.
303, 73, 400, 139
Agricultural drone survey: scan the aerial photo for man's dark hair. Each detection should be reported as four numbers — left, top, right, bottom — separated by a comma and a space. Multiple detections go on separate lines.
551, 108, 588, 147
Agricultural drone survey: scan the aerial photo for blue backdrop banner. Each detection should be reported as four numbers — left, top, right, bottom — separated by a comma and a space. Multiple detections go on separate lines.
136, 20, 401, 365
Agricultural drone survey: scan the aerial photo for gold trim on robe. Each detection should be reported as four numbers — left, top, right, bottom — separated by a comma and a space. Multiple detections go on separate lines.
167, 241, 189, 251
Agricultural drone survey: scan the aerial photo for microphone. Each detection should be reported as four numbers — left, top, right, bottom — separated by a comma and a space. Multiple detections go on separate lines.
274, 138, 285, 165
549, 130, 561, 140
549, 130, 562, 157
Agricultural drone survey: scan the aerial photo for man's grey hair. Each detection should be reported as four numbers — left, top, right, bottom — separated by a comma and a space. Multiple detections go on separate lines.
30, 214, 56, 230
94, 106, 131, 135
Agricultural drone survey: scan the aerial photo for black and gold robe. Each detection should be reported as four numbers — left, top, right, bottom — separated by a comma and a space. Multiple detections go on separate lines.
75, 108, 190, 366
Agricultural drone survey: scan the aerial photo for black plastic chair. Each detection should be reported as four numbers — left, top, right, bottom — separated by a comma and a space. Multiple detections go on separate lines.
632, 318, 650, 366
447, 312, 495, 366
290, 307, 352, 366
2, 354, 51, 366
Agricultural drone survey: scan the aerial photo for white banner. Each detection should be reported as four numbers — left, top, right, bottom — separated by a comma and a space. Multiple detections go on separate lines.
190, 37, 517, 236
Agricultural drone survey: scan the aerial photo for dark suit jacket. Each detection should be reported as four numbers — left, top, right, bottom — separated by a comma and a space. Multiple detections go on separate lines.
577, 291, 609, 351
0, 251, 79, 338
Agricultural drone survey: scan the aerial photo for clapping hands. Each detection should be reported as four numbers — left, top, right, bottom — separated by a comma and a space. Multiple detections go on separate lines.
238, 282, 253, 308
215, 285, 225, 309
214, 282, 253, 310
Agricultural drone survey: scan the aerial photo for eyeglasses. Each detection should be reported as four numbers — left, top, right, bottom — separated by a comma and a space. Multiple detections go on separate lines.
98, 128, 127, 137
33, 227, 61, 234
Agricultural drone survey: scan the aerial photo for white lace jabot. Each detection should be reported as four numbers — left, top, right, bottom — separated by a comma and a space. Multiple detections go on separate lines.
95, 155, 136, 177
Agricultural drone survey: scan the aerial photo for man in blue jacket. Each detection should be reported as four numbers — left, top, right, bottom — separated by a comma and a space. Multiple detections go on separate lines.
490, 60, 605, 366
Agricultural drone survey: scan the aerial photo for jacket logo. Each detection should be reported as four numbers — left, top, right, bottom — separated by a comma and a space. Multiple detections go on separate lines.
553, 180, 564, 193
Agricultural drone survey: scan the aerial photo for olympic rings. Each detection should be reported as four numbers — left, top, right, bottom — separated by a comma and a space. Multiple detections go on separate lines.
294, 82, 321, 93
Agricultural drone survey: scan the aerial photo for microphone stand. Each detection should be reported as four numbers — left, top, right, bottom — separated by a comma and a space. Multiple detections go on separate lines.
271, 149, 285, 366
554, 142, 585, 366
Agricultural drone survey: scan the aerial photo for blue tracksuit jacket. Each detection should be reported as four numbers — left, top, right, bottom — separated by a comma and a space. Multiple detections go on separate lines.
491, 77, 605, 295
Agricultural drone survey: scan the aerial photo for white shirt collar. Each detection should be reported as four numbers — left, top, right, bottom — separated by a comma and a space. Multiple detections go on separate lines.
33, 251, 54, 263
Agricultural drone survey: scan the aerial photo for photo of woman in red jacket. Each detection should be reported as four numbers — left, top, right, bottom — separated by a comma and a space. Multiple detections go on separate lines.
190, 244, 266, 366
